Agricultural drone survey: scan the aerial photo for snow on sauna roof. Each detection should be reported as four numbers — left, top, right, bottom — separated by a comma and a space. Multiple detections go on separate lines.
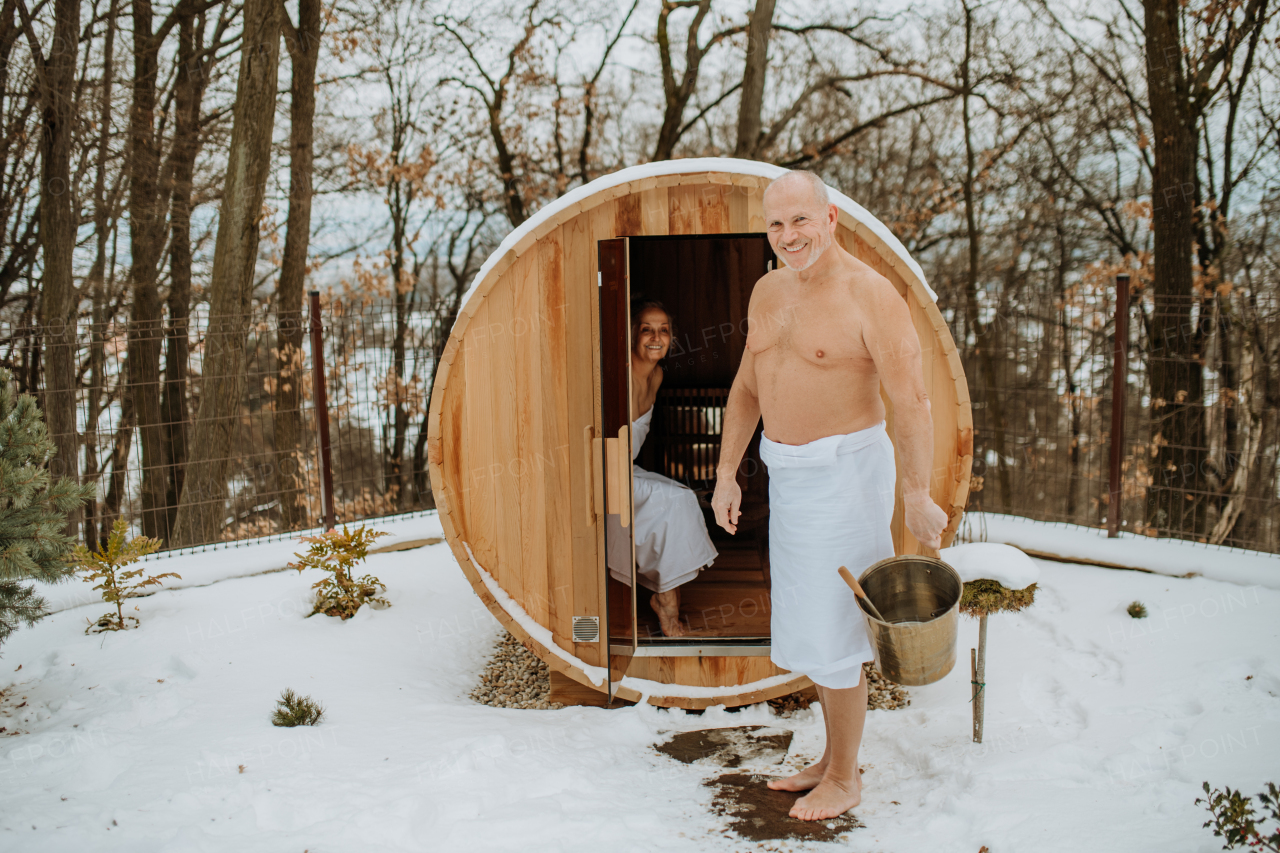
458, 157, 938, 312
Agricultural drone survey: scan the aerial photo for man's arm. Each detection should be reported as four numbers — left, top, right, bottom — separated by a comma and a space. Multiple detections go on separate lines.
860, 276, 948, 550
711, 344, 761, 534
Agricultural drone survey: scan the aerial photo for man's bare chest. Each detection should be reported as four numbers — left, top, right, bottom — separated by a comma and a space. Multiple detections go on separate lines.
748, 295, 868, 366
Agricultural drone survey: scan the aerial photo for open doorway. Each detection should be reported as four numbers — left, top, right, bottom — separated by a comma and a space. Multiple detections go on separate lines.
603, 234, 776, 648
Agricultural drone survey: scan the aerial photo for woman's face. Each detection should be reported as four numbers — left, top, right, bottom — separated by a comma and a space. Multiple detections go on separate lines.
633, 307, 672, 364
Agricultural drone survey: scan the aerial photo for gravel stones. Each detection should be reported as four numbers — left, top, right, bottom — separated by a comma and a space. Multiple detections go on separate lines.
767, 665, 910, 716
470, 632, 564, 710
866, 665, 911, 710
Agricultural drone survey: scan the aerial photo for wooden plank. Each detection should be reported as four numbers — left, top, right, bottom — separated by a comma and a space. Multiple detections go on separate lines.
560, 211, 599, 666
437, 343, 468, 528
747, 184, 765, 232
461, 299, 499, 572
514, 248, 549, 626
675, 171, 712, 186
486, 272, 524, 604
549, 671, 632, 707
614, 192, 642, 236
622, 654, 785, 690
563, 207, 604, 666
698, 184, 729, 233
668, 184, 700, 235
513, 229, 537, 257
538, 229, 574, 649
639, 187, 669, 235
728, 183, 750, 232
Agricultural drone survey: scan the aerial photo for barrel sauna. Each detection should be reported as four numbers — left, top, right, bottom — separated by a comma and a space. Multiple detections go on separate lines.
426, 158, 972, 709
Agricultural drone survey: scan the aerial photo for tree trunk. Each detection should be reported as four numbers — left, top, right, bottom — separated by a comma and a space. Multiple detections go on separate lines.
126, 0, 171, 542
160, 13, 203, 538
171, 0, 281, 547
652, 0, 714, 161
31, 0, 81, 537
101, 390, 135, 535
732, 0, 775, 159
384, 172, 413, 510
1209, 329, 1262, 545
274, 0, 321, 531
83, 0, 118, 550
1142, 0, 1205, 536
959, 1, 1011, 508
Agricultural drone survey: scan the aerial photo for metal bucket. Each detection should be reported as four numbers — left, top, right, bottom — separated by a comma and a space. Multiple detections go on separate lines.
858, 555, 962, 686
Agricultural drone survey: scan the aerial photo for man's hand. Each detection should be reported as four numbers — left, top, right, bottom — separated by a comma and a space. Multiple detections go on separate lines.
711, 477, 742, 534
904, 492, 947, 550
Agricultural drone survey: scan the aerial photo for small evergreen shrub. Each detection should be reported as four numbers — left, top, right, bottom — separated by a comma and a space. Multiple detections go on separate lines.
0, 367, 95, 646
288, 524, 390, 619
1198, 781, 1279, 851
69, 518, 174, 633
959, 579, 1037, 617
1127, 601, 1148, 619
272, 689, 325, 727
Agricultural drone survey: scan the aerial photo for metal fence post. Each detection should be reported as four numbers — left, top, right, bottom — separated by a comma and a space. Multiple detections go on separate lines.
309, 291, 337, 531
1107, 273, 1130, 538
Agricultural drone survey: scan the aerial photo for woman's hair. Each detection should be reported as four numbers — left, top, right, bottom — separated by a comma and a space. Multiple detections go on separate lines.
630, 296, 674, 345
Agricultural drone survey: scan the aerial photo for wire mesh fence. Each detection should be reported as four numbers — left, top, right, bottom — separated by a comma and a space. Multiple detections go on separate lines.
2, 278, 1277, 555
956, 282, 1280, 553
0, 294, 448, 553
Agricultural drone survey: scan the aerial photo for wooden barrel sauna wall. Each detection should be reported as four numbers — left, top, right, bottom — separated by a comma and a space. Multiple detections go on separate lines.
426, 158, 973, 709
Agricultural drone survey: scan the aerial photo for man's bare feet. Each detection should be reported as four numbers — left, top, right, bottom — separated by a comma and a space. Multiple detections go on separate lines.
789, 774, 862, 821
766, 760, 828, 792
650, 592, 687, 637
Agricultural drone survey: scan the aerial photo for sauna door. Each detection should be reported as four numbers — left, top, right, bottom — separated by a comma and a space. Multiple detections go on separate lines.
598, 238, 635, 696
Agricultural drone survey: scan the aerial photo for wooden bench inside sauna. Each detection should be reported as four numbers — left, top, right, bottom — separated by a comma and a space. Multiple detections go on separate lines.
426, 159, 972, 709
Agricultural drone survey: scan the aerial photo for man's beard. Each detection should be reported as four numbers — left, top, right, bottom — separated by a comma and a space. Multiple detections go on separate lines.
778, 228, 833, 271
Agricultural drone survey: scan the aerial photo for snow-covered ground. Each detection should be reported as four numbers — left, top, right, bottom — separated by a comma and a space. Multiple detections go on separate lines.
1, 512, 1277, 852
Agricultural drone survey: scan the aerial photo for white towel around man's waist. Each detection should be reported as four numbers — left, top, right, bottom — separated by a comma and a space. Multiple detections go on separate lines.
760, 420, 896, 689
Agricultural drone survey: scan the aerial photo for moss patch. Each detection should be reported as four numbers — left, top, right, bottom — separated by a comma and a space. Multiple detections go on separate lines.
960, 580, 1037, 617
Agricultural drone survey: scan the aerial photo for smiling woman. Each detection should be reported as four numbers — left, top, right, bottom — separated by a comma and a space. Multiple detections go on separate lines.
425, 158, 972, 709
603, 298, 719, 638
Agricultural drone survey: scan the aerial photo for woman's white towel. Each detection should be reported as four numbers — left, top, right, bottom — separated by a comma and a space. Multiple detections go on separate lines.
606, 406, 719, 593
760, 421, 896, 689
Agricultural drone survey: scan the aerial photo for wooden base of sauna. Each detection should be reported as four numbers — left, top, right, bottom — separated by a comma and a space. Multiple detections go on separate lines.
549, 672, 635, 708
549, 671, 819, 711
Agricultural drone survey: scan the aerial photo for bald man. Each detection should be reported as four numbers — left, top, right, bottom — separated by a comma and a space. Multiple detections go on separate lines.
711, 170, 948, 821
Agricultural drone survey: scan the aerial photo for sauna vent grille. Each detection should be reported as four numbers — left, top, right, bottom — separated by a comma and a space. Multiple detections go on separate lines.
572, 616, 600, 643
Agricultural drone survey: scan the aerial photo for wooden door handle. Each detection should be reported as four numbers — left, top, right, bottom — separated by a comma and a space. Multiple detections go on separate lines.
617, 423, 630, 528
605, 436, 620, 516
583, 425, 596, 527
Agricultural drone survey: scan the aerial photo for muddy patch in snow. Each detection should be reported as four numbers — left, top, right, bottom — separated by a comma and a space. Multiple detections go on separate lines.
705, 772, 864, 842
655, 725, 792, 767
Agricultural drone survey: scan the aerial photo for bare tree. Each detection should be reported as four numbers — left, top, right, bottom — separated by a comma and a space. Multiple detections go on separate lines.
435, 0, 559, 227
731, 0, 774, 159
15, 0, 81, 535
161, 2, 238, 535
172, 0, 280, 547
652, 0, 744, 161
274, 0, 323, 529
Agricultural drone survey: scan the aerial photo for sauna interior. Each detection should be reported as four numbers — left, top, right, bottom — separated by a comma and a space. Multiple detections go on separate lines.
604, 233, 777, 649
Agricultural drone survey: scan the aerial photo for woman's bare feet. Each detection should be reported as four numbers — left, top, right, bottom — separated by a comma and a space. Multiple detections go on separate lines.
789, 773, 862, 821
650, 591, 687, 637
767, 760, 828, 792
